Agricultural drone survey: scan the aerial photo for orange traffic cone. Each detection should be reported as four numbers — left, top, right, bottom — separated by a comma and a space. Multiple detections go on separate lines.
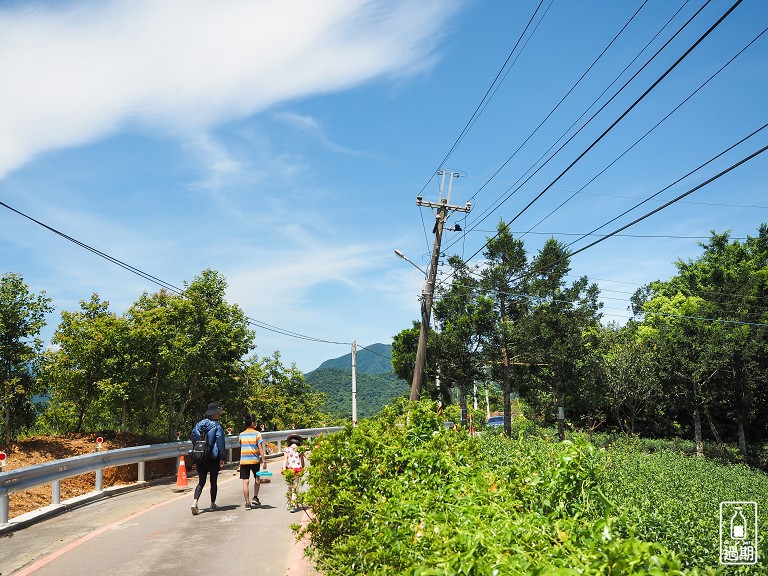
173, 455, 189, 492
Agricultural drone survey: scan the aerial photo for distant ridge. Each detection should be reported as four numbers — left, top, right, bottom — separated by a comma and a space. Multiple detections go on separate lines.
310, 342, 394, 375
305, 343, 408, 418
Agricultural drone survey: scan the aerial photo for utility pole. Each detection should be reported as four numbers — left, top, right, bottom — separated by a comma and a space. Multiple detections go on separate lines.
351, 340, 357, 425
410, 170, 471, 401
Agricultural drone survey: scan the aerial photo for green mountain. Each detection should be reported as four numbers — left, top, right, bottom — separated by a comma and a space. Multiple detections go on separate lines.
313, 342, 394, 374
305, 343, 409, 419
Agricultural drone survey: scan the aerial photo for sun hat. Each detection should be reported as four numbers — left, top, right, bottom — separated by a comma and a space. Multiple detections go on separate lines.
286, 433, 304, 445
205, 402, 225, 417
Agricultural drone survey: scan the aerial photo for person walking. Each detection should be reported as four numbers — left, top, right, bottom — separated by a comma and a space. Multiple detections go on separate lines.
239, 413, 267, 509
282, 433, 305, 512
190, 402, 227, 515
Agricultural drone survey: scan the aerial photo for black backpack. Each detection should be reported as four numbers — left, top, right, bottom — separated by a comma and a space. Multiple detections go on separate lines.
189, 425, 213, 465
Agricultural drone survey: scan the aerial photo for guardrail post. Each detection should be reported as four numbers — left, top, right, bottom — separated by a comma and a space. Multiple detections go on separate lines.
0, 426, 340, 527
0, 488, 8, 525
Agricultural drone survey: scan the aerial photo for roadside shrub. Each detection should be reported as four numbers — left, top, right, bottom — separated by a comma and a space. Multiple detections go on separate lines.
300, 400, 742, 575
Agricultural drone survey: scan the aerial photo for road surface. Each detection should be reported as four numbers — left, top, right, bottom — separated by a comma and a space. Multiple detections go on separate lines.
1, 466, 316, 576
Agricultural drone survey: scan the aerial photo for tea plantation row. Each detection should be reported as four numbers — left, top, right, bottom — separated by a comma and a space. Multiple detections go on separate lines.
298, 401, 767, 575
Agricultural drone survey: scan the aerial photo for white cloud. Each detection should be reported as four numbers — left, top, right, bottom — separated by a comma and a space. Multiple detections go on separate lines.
184, 134, 248, 191
0, 0, 459, 179
274, 111, 363, 155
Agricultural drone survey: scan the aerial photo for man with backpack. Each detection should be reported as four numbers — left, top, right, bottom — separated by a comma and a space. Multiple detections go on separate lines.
190, 402, 227, 515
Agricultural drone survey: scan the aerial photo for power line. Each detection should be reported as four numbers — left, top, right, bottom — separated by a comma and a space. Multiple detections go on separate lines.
465, 0, 652, 206
520, 24, 768, 239
640, 310, 768, 328
443, 0, 744, 280
471, 230, 750, 241
451, 0, 704, 246
568, 141, 768, 259
0, 199, 186, 295
415, 0, 550, 198
436, 273, 768, 328
563, 120, 768, 253
455, 24, 766, 254
578, 191, 768, 210
1, 199, 352, 347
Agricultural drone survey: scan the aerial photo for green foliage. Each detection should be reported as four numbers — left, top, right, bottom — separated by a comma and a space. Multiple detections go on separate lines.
235, 351, 328, 430
602, 441, 768, 570
305, 367, 408, 418
313, 343, 395, 374
41, 294, 126, 432
633, 227, 768, 455
0, 273, 54, 442
300, 401, 743, 575
31, 269, 339, 439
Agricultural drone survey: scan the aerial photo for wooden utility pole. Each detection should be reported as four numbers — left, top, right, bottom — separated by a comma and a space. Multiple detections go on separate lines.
351, 340, 357, 425
410, 170, 471, 401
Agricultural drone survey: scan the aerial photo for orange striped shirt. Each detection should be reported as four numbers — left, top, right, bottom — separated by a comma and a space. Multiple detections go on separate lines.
239, 427, 263, 465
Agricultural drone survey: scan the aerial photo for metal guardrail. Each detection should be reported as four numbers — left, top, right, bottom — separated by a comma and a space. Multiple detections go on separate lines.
0, 426, 342, 527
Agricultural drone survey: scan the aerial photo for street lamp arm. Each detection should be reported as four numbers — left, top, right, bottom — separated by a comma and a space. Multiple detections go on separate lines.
394, 249, 427, 276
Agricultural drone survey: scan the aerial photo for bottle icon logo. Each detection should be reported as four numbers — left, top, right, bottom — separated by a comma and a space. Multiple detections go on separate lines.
720, 501, 758, 565
730, 507, 746, 539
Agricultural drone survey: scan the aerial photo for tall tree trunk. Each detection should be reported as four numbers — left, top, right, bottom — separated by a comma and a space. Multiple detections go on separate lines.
3, 363, 11, 443
76, 407, 86, 433
704, 405, 728, 457
693, 404, 704, 457
733, 362, 748, 460
3, 401, 10, 444
500, 303, 512, 438
556, 381, 565, 441
614, 405, 625, 434
704, 405, 723, 445
458, 382, 468, 427
736, 409, 747, 459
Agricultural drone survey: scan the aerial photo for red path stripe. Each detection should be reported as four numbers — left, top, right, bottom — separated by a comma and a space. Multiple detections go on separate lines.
13, 489, 191, 576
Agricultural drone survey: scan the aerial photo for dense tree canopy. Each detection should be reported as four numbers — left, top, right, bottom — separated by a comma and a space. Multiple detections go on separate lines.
4, 224, 767, 464
392, 225, 767, 463
0, 273, 53, 442
13, 269, 332, 440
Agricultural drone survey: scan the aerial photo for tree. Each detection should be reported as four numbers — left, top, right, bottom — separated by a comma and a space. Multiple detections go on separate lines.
161, 269, 255, 434
122, 289, 178, 437
600, 322, 659, 434
237, 352, 327, 429
637, 226, 768, 458
638, 292, 720, 456
522, 239, 602, 439
433, 255, 496, 426
43, 294, 124, 432
0, 273, 53, 442
392, 322, 447, 406
481, 221, 530, 436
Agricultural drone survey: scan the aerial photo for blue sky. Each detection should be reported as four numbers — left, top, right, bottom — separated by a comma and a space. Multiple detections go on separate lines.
1, 0, 766, 373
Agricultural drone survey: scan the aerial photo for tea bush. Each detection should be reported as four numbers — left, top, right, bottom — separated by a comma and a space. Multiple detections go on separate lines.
602, 442, 768, 572
300, 400, 764, 574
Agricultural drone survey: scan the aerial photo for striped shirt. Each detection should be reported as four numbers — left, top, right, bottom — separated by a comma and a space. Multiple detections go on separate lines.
239, 427, 264, 465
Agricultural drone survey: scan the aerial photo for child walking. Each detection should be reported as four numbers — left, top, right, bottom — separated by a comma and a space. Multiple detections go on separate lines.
282, 433, 305, 512
239, 413, 267, 509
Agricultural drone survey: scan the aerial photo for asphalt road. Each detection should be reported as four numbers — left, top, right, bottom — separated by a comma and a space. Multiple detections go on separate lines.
1, 466, 314, 576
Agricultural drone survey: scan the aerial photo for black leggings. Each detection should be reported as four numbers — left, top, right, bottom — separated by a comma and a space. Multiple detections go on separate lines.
193, 459, 220, 502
